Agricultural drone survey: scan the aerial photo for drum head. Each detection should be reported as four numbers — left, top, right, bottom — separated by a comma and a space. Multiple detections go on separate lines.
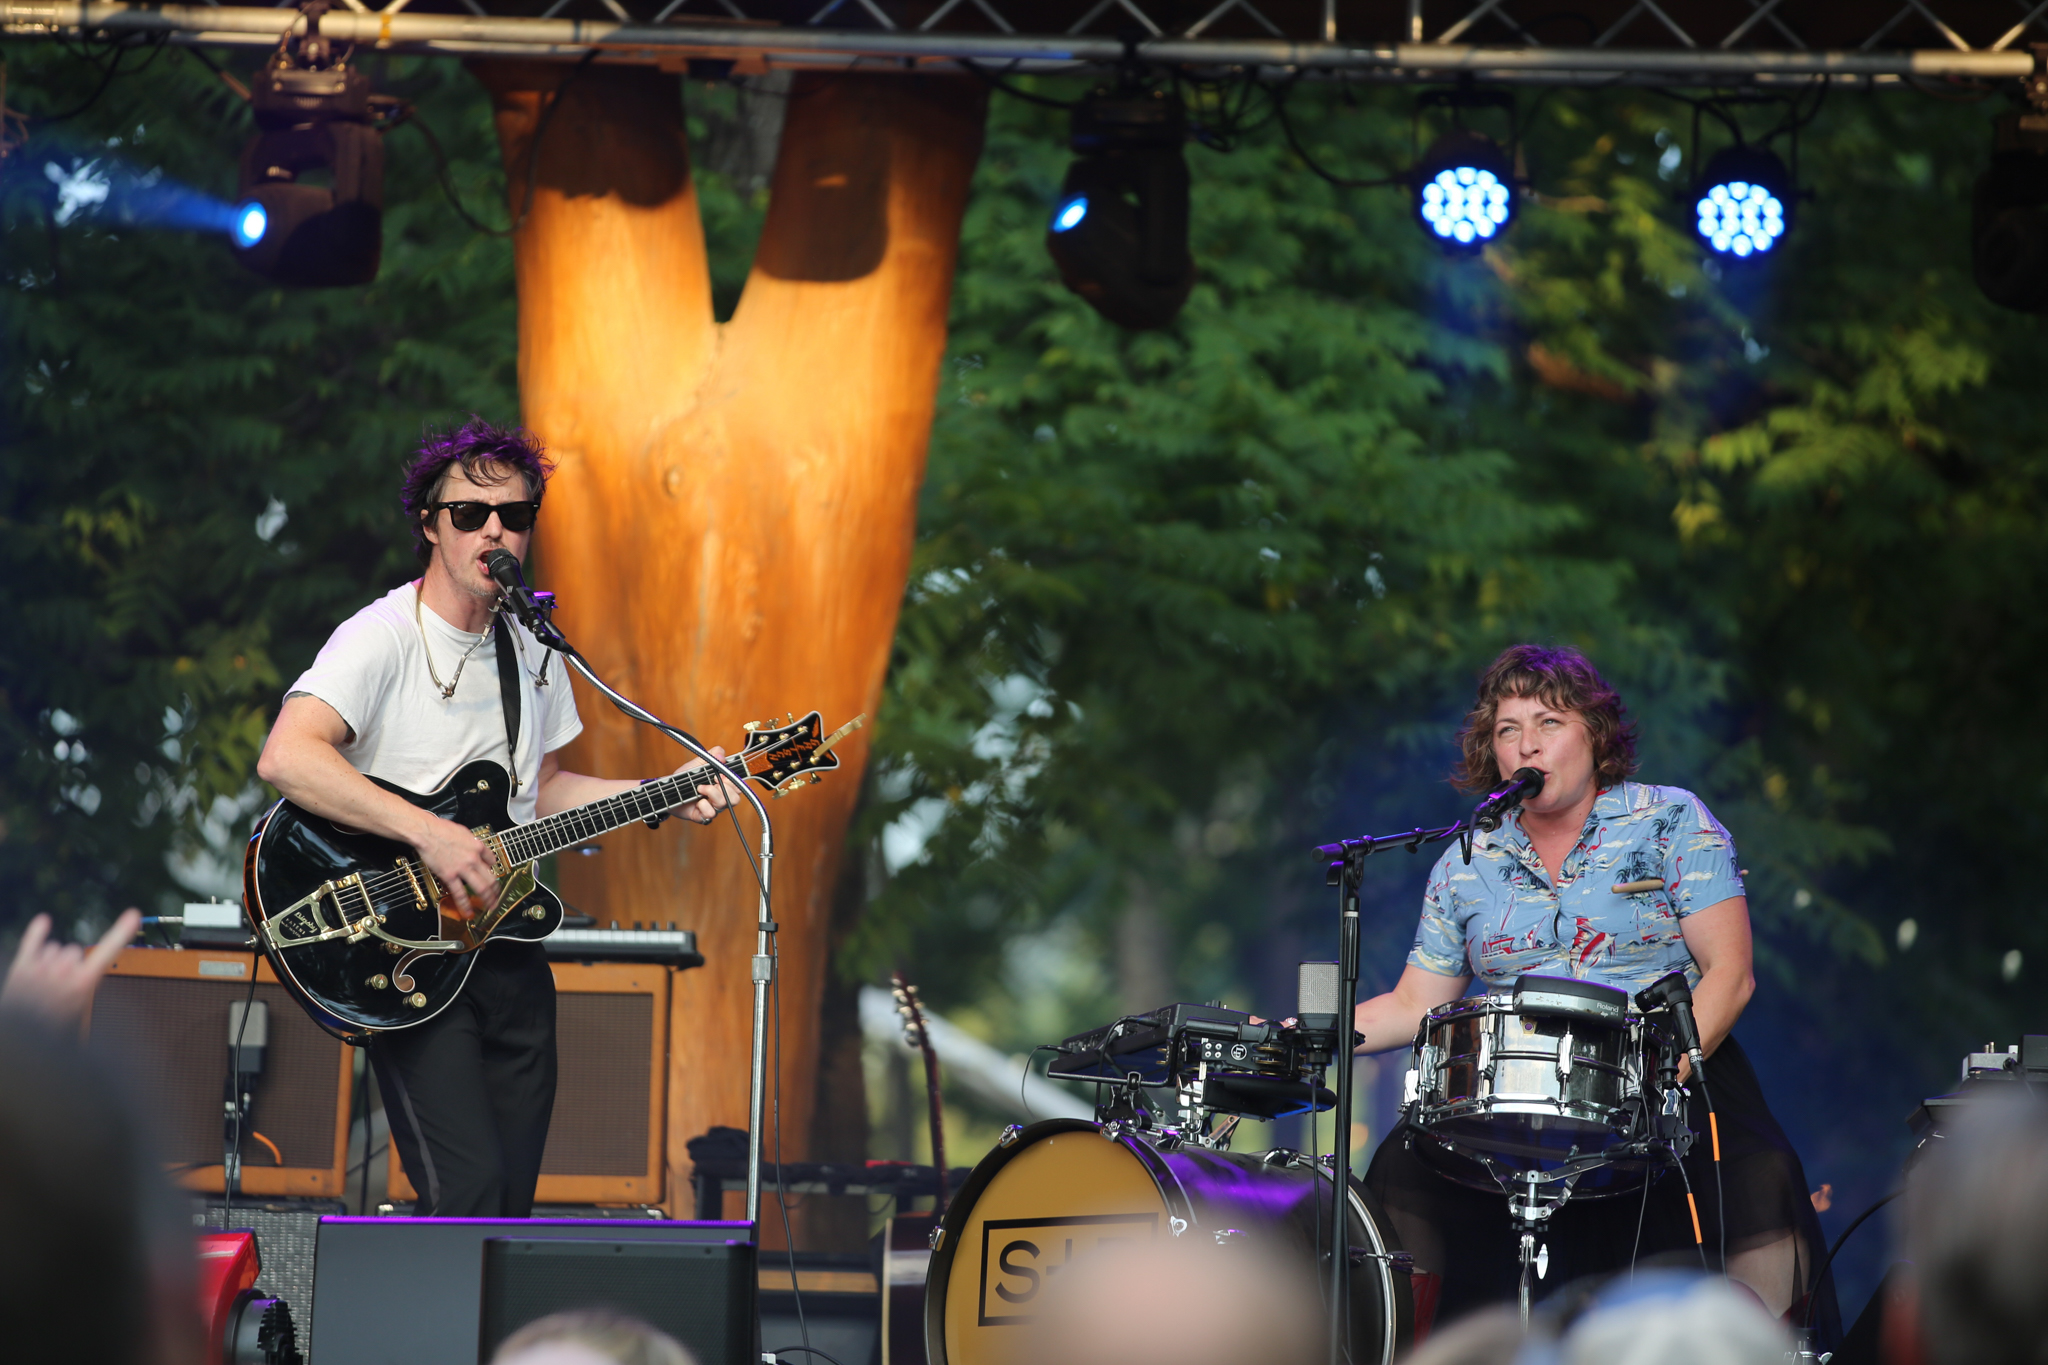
928, 1122, 1176, 1365
926, 1121, 1415, 1365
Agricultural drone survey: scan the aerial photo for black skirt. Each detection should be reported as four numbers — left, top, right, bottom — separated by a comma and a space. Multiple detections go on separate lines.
1362, 1035, 1840, 1341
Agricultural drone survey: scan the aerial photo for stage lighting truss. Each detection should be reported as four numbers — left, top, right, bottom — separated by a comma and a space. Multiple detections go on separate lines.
1407, 88, 1522, 255
1692, 144, 1792, 260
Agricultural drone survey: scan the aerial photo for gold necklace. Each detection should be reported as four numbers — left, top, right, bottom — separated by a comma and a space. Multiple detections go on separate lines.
413, 584, 494, 700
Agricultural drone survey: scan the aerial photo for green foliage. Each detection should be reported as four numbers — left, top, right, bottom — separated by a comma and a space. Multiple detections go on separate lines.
0, 45, 519, 926
848, 82, 1730, 1031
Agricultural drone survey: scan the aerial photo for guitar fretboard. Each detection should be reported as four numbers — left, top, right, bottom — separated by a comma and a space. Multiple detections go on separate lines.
496, 759, 746, 865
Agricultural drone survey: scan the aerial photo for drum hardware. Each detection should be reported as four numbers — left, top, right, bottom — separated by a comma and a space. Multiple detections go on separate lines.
1046, 1002, 1337, 1151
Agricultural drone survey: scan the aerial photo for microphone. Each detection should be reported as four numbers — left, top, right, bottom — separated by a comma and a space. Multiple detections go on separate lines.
1472, 767, 1545, 832
1634, 970, 1705, 1068
483, 548, 568, 650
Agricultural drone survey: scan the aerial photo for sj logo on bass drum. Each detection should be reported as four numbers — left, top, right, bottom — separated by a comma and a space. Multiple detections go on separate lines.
976, 1213, 1158, 1326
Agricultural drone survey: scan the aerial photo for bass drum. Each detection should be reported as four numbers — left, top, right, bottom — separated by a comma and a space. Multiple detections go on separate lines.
925, 1120, 1416, 1365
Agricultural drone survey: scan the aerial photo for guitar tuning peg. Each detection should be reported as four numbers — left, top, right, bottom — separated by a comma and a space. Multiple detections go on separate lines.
743, 721, 762, 733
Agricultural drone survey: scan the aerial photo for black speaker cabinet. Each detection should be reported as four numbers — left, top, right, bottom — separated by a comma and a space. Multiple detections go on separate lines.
391, 960, 670, 1207
481, 1237, 757, 1365
311, 1216, 750, 1365
89, 948, 354, 1198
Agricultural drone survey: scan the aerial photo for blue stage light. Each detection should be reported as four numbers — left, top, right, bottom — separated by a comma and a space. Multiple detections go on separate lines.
1051, 196, 1089, 233
1693, 146, 1793, 261
1412, 131, 1517, 254
231, 202, 269, 250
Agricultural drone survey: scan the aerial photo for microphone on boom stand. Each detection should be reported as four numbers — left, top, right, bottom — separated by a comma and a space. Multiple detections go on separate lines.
484, 548, 572, 653
1473, 767, 1546, 831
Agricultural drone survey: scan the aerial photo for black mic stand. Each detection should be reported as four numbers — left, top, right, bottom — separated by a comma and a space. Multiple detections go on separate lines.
501, 579, 782, 1229
1314, 791, 1525, 1365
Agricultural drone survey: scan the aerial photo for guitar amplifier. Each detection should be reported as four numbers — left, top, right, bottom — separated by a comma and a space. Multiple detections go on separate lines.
87, 948, 355, 1198
391, 960, 672, 1206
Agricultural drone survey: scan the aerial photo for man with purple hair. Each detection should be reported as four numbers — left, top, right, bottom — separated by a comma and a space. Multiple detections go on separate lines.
256, 417, 731, 1217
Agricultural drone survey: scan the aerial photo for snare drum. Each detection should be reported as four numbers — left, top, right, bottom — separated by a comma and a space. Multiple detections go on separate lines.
1407, 975, 1645, 1177
925, 1120, 1419, 1365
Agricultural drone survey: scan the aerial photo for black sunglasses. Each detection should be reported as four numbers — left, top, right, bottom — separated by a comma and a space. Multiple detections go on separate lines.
428, 500, 540, 533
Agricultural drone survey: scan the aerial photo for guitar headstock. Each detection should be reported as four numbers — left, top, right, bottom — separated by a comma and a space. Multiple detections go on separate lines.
891, 972, 934, 1055
737, 711, 866, 796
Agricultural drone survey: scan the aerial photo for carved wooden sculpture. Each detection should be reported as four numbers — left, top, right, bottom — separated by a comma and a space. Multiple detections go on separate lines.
472, 60, 986, 1210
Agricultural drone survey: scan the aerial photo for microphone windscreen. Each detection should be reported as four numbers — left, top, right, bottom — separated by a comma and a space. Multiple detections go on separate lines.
483, 548, 523, 589
1513, 767, 1545, 792
1297, 961, 1340, 1021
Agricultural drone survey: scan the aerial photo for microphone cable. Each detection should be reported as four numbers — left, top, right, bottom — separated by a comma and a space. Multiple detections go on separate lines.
1691, 1055, 1726, 1275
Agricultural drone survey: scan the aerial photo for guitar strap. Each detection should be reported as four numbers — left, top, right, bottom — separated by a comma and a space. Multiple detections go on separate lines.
492, 615, 523, 792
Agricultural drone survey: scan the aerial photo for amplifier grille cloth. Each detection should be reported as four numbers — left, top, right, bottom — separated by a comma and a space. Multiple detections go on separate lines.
88, 977, 342, 1170
541, 991, 654, 1177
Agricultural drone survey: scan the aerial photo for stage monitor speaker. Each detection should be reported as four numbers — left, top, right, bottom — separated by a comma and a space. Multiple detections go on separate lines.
89, 947, 354, 1198
311, 1216, 749, 1365
481, 1237, 757, 1365
388, 960, 671, 1208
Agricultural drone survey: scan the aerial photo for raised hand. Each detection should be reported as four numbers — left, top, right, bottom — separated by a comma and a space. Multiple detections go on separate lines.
1, 908, 143, 1031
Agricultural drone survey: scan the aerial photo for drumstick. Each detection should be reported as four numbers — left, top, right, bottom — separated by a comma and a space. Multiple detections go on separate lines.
1611, 877, 1670, 894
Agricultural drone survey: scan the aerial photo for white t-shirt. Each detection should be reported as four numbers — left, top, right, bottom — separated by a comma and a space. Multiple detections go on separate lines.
287, 582, 584, 824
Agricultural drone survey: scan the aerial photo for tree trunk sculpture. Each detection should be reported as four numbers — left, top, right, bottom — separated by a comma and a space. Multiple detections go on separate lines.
471, 60, 986, 1216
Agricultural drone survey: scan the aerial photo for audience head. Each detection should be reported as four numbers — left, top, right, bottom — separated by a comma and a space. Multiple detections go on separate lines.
1027, 1238, 1321, 1365
492, 1311, 700, 1365
1907, 1090, 2048, 1365
1537, 1270, 1792, 1365
0, 1010, 197, 1365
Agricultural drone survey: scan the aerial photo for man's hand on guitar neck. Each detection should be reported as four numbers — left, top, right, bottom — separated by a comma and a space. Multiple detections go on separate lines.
665, 748, 743, 824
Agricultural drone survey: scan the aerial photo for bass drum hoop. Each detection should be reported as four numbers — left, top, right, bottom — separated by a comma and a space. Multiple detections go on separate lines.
923, 1119, 1410, 1365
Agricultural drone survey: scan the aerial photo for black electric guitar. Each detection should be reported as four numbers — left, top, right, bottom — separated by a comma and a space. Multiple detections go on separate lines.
243, 711, 861, 1039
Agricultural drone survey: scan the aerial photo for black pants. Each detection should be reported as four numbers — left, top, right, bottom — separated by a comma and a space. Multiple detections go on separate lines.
368, 942, 557, 1218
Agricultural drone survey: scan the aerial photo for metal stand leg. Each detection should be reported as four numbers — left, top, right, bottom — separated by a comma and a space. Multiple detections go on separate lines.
1506, 1170, 1565, 1327
1517, 1231, 1535, 1325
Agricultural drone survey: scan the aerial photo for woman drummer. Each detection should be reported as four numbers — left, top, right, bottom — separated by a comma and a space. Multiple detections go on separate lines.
1352, 643, 1835, 1335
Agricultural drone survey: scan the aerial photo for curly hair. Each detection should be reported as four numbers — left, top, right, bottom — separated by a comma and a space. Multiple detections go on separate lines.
400, 416, 555, 567
1451, 643, 1639, 794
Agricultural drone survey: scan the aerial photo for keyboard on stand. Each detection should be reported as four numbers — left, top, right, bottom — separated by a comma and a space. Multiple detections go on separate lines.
544, 926, 704, 968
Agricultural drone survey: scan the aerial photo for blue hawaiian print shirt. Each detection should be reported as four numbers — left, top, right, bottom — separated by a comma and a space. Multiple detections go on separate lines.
1407, 782, 1746, 996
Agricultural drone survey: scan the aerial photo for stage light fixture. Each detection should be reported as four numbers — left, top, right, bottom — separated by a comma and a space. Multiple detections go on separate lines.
1044, 87, 1194, 331
1971, 107, 2048, 312
229, 5, 383, 288
1412, 130, 1517, 252
230, 202, 268, 250
1692, 145, 1791, 260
